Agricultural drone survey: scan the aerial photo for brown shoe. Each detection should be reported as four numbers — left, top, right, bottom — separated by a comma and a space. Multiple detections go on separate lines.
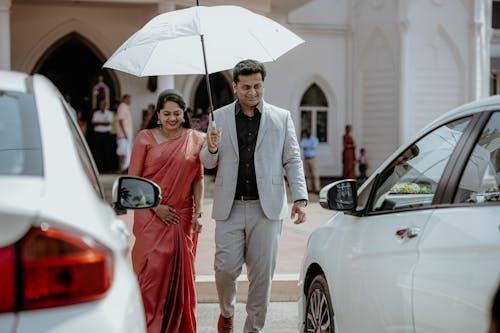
217, 314, 233, 333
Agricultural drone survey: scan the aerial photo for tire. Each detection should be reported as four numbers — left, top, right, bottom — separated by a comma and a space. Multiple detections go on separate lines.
305, 274, 334, 333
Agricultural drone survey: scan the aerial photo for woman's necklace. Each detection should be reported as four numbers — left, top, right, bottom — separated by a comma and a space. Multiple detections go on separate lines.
159, 127, 184, 140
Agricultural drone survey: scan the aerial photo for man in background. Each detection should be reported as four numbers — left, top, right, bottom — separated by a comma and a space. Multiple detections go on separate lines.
300, 129, 320, 193
116, 94, 133, 173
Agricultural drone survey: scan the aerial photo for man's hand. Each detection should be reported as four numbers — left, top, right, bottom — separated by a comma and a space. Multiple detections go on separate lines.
291, 200, 307, 224
207, 127, 222, 153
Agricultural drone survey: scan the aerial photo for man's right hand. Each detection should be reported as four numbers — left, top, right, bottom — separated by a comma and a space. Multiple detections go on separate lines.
207, 127, 222, 153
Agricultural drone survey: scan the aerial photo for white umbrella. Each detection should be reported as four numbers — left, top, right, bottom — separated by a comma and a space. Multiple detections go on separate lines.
103, 5, 304, 113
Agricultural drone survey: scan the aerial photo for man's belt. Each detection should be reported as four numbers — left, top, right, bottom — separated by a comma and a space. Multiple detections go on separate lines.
234, 195, 259, 201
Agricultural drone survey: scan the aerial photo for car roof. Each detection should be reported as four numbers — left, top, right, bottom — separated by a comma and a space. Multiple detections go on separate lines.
420, 94, 500, 135
0, 70, 31, 93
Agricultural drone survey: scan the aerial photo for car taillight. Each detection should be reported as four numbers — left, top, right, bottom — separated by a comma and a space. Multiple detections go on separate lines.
0, 226, 114, 312
0, 245, 15, 312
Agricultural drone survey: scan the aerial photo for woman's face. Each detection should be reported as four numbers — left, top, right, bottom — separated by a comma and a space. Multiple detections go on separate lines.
158, 101, 184, 131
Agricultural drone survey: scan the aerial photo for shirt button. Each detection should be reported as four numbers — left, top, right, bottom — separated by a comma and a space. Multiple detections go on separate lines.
246, 163, 250, 167
245, 180, 250, 184
247, 148, 251, 152
248, 132, 252, 136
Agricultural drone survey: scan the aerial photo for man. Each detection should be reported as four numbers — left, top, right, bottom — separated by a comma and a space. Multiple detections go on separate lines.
91, 99, 114, 173
116, 94, 133, 173
300, 129, 320, 193
200, 59, 308, 333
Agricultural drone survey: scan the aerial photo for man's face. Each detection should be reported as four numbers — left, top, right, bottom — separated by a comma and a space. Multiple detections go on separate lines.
233, 73, 264, 110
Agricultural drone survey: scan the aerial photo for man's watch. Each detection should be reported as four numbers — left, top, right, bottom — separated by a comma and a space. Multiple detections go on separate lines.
294, 199, 308, 207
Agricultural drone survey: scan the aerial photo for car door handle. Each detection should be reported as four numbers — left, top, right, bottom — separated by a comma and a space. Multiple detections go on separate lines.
395, 227, 421, 240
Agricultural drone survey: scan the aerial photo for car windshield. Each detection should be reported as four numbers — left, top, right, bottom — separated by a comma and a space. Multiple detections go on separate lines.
0, 90, 43, 176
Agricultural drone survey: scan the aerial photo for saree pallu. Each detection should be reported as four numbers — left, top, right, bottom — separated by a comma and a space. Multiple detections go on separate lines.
129, 129, 205, 333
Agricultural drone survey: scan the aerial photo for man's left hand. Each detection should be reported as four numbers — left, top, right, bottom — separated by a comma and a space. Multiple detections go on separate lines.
291, 201, 307, 224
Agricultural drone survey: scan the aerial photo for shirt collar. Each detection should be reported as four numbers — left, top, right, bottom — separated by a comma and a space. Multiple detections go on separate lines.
235, 100, 263, 116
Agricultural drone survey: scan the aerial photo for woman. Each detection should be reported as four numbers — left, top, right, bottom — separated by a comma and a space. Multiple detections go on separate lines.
342, 124, 356, 179
129, 89, 205, 333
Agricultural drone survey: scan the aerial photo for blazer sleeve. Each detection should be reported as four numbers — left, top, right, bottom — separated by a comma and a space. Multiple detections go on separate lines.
282, 111, 308, 202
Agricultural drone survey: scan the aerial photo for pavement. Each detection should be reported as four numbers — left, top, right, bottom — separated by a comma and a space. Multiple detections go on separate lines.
101, 174, 336, 303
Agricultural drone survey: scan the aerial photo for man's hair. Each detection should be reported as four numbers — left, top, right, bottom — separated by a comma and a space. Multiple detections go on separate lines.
122, 94, 131, 101
409, 144, 420, 157
233, 59, 266, 83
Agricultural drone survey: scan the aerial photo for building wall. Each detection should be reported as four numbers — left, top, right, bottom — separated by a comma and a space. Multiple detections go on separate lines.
6, 0, 492, 177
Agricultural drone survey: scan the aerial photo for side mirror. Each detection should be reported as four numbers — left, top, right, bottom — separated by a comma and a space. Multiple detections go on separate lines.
319, 180, 358, 211
112, 176, 161, 215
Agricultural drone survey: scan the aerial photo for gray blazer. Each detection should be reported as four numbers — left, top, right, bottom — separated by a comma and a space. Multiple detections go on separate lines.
200, 100, 308, 221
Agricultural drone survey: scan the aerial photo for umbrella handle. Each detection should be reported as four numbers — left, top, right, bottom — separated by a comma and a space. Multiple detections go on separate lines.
209, 120, 217, 130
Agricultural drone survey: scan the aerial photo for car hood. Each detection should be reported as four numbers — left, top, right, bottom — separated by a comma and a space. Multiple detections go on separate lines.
0, 176, 44, 247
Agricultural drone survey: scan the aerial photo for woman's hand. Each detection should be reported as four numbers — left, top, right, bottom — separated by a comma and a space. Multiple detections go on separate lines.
191, 213, 203, 234
153, 204, 180, 225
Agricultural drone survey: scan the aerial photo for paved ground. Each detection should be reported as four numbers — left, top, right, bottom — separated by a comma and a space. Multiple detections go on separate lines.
102, 173, 336, 332
196, 302, 299, 333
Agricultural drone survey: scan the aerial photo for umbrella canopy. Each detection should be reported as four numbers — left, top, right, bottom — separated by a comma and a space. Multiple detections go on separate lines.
103, 5, 304, 77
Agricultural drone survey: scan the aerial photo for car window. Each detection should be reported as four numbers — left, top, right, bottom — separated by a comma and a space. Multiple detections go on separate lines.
454, 112, 500, 204
370, 117, 472, 212
0, 91, 43, 175
62, 100, 104, 199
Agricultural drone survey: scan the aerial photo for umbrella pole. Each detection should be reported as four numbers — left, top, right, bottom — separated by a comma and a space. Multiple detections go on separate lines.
200, 34, 215, 121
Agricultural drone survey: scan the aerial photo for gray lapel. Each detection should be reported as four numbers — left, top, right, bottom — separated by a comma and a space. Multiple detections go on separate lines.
226, 102, 239, 156
255, 102, 269, 151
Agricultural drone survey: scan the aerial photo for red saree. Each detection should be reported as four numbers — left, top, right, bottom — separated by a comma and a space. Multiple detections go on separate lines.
129, 129, 205, 333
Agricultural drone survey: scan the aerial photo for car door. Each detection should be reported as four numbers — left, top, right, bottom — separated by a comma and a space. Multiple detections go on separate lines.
335, 117, 473, 332
413, 111, 500, 333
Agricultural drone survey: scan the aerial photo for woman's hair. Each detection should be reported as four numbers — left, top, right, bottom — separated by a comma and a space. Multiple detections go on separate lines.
146, 89, 190, 129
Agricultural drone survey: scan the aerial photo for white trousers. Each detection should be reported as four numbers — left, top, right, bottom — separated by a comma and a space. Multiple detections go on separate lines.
214, 200, 282, 333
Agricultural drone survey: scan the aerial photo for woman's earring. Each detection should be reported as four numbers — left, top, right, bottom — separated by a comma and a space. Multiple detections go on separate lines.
157, 119, 161, 127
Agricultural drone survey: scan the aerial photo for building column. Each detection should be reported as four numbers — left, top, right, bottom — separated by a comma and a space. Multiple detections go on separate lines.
157, 0, 175, 91
0, 0, 11, 70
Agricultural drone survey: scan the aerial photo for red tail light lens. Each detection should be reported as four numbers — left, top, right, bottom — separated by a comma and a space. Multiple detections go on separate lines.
0, 226, 114, 312
0, 245, 15, 312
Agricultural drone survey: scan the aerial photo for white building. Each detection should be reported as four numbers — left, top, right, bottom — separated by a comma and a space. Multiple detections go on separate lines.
0, 0, 494, 176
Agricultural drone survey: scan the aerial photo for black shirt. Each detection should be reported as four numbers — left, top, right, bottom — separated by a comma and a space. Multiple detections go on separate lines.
234, 101, 262, 198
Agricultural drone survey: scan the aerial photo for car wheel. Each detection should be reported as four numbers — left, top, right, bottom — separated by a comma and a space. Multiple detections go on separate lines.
305, 274, 334, 333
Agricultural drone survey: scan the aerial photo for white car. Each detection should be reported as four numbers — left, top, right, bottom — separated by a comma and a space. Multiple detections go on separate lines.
0, 71, 160, 333
299, 96, 500, 332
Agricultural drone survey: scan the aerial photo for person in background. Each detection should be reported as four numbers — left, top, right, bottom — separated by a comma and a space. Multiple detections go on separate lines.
141, 103, 156, 130
116, 94, 134, 173
300, 129, 321, 193
128, 89, 204, 333
357, 147, 369, 182
201, 59, 308, 333
342, 124, 356, 179
90, 99, 114, 173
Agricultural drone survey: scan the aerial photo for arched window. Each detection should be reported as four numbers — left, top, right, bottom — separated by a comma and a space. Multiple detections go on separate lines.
300, 83, 328, 142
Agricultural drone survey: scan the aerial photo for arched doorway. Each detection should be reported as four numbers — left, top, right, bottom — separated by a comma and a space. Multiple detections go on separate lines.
194, 72, 233, 112
33, 32, 120, 172
33, 32, 120, 122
